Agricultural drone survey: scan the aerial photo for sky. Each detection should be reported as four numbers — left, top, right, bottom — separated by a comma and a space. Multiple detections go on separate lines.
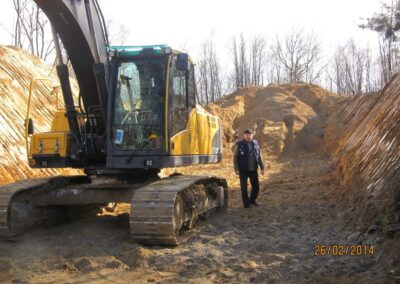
0, 0, 383, 65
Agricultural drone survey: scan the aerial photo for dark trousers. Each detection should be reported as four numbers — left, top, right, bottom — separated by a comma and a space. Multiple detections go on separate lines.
239, 170, 259, 207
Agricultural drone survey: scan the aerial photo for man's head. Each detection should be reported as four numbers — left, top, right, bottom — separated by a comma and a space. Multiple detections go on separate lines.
243, 129, 253, 141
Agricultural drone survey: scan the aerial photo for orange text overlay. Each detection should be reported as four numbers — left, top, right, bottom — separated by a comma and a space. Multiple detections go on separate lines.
314, 245, 375, 256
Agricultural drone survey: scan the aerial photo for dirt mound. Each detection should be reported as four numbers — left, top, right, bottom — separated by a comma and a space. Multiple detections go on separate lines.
206, 83, 343, 158
0, 45, 80, 185
323, 76, 400, 273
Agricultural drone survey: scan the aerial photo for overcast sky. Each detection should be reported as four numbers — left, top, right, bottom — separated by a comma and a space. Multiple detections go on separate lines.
0, 0, 382, 64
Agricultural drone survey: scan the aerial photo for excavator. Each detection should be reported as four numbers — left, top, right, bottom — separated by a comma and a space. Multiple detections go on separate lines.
0, 0, 228, 245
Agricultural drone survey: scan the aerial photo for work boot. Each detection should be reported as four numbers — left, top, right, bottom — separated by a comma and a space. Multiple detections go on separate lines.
250, 201, 260, 206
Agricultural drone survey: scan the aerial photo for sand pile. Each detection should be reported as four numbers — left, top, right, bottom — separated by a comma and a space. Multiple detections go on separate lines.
206, 83, 343, 158
0, 46, 80, 184
323, 76, 400, 271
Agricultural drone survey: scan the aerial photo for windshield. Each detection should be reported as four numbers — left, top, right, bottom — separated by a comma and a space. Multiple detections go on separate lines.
112, 56, 166, 151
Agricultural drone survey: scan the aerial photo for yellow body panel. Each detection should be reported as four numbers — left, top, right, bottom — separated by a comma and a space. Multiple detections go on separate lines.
29, 111, 70, 158
30, 132, 69, 157
51, 111, 70, 132
196, 111, 220, 155
170, 129, 191, 155
188, 110, 199, 155
170, 109, 221, 156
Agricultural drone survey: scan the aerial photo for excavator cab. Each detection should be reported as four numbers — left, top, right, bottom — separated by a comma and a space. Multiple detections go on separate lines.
110, 47, 169, 152
105, 45, 216, 171
27, 44, 222, 172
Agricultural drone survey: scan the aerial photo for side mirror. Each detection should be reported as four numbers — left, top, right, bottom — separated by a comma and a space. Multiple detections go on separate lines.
176, 53, 189, 71
26, 118, 34, 135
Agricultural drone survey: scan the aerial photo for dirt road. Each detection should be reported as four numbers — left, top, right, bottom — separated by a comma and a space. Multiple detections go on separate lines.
0, 153, 386, 283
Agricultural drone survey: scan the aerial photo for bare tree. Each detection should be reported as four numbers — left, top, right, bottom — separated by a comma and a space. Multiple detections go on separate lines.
12, 0, 54, 61
230, 34, 250, 88
250, 36, 267, 86
197, 37, 224, 104
377, 36, 400, 85
266, 48, 283, 84
326, 40, 380, 96
106, 19, 129, 45
229, 34, 267, 88
271, 29, 322, 83
11, 0, 128, 61
363, 47, 381, 93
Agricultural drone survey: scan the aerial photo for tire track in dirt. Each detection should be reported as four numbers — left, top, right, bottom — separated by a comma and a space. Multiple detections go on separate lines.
0, 153, 385, 283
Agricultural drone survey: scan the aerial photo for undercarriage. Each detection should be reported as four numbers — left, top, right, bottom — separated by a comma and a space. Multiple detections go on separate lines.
0, 174, 228, 245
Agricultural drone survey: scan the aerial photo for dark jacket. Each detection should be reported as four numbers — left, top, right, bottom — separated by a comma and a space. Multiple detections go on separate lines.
234, 140, 264, 172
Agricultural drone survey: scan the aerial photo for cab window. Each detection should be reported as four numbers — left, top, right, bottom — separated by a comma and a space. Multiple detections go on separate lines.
112, 56, 166, 151
170, 56, 189, 136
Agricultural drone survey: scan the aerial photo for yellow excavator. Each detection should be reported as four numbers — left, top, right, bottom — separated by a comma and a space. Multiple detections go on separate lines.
0, 0, 228, 245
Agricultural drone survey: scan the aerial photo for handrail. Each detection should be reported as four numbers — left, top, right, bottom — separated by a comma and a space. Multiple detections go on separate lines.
25, 78, 59, 160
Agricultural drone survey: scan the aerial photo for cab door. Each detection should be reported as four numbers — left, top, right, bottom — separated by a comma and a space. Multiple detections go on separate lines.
169, 55, 198, 155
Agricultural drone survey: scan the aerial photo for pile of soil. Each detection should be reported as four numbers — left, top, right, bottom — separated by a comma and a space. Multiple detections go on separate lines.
206, 83, 343, 159
0, 46, 80, 184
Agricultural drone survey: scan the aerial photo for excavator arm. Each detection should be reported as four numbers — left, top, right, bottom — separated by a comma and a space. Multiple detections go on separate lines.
34, 0, 110, 159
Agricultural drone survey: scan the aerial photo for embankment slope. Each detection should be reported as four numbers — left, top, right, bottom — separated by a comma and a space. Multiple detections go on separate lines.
0, 46, 80, 184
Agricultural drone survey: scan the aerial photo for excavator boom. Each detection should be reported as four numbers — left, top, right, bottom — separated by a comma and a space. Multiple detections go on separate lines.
34, 0, 110, 110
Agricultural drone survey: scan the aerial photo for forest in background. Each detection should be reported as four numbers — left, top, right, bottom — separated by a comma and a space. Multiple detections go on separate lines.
6, 0, 400, 104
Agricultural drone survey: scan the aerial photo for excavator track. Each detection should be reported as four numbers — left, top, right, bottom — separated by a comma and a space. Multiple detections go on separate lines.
0, 177, 65, 238
130, 175, 228, 246
0, 175, 228, 245
0, 176, 98, 239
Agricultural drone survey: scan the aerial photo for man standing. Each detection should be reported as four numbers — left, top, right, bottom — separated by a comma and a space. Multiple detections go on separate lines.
234, 129, 265, 208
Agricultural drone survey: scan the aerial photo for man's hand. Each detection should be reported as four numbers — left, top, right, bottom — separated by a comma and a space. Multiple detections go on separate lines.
235, 170, 239, 176
261, 169, 265, 176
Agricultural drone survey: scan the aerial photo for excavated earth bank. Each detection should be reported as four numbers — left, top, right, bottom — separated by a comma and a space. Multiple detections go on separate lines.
0, 47, 398, 283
